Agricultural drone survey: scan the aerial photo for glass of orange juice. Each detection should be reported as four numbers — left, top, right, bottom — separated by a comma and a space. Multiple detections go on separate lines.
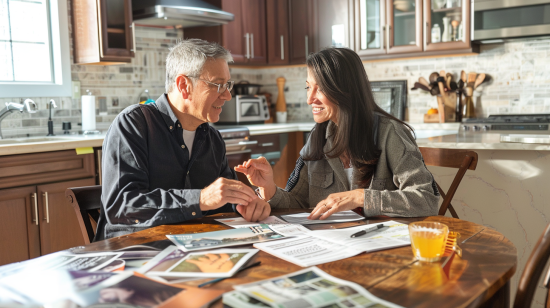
409, 222, 449, 262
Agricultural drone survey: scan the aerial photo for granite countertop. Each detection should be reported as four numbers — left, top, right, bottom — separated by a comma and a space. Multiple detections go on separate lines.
2, 121, 549, 156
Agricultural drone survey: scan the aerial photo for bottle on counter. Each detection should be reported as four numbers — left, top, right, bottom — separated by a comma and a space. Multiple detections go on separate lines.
432, 24, 441, 43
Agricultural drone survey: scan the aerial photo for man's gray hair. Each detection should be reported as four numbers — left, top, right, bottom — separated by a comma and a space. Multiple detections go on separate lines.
165, 39, 233, 93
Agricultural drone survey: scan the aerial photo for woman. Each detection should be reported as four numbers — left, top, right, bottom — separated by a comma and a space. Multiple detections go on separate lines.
235, 48, 439, 220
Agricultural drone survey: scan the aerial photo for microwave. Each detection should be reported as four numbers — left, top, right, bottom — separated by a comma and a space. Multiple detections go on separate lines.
218, 95, 269, 124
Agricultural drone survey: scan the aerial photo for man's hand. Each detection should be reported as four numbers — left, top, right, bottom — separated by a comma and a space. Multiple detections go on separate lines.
200, 178, 257, 211
308, 189, 364, 220
236, 198, 271, 222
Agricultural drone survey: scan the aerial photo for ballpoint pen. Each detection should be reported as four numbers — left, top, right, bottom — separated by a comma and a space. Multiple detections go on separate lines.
350, 224, 384, 238
198, 261, 261, 288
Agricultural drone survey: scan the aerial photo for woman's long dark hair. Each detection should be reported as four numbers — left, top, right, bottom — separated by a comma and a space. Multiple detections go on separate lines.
303, 47, 413, 188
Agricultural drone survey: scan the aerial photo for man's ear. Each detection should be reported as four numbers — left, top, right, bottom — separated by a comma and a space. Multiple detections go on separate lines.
175, 75, 193, 99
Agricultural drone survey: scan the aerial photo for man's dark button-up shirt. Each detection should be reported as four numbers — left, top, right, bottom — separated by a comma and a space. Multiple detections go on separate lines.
95, 94, 236, 240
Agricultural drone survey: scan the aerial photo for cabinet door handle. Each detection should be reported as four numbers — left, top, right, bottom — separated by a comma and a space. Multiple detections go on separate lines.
425, 21, 430, 48
42, 192, 49, 223
261, 142, 274, 147
130, 23, 136, 53
305, 35, 309, 58
280, 35, 284, 60
32, 193, 38, 226
245, 33, 250, 59
250, 33, 254, 59
386, 24, 391, 52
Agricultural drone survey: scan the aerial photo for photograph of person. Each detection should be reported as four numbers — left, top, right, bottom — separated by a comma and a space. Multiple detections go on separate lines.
169, 252, 246, 273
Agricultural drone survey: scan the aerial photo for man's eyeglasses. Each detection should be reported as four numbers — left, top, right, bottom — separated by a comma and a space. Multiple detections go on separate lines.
188, 76, 234, 94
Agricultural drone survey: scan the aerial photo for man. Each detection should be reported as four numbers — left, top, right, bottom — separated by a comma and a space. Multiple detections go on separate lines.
95, 39, 271, 240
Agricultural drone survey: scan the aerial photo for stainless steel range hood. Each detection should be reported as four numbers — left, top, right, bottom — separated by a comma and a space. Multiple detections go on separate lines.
132, 0, 234, 28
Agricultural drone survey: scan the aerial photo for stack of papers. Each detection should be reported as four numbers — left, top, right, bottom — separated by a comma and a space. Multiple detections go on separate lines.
280, 210, 365, 225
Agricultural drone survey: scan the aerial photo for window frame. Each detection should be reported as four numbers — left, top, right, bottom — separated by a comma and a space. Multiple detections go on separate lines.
0, 0, 71, 97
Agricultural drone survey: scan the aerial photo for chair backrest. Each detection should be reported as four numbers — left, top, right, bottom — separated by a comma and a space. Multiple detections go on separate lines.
65, 185, 102, 244
514, 223, 550, 307
419, 147, 478, 218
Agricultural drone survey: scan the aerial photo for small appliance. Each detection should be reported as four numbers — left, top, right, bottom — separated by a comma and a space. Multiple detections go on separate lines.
218, 95, 269, 125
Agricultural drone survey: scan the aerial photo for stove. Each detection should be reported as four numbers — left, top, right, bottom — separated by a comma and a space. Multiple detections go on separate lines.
211, 125, 257, 154
459, 114, 550, 134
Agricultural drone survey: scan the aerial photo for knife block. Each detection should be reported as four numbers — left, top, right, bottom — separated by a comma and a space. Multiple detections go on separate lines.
437, 95, 456, 123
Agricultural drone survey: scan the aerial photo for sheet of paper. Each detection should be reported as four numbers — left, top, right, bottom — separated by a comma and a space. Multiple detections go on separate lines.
215, 216, 288, 228
281, 210, 365, 225
254, 221, 410, 267
269, 224, 312, 237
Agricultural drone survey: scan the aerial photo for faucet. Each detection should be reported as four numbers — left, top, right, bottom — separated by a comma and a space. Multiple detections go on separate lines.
0, 99, 38, 139
47, 99, 57, 136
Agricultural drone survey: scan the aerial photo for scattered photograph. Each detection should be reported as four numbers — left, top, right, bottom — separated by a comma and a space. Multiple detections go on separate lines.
272, 278, 295, 288
148, 249, 258, 278
287, 271, 320, 284
313, 279, 339, 289
331, 285, 358, 297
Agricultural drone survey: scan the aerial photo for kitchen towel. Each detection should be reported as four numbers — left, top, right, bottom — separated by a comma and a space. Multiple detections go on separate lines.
81, 94, 96, 131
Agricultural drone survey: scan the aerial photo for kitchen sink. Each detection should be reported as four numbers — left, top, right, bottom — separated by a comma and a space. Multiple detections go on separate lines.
0, 136, 79, 145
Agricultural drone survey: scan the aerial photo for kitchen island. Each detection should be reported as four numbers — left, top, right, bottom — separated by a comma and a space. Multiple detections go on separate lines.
416, 132, 550, 304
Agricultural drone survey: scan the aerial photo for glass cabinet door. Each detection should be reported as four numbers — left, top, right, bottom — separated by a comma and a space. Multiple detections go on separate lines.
386, 0, 423, 53
424, 0, 470, 51
355, 0, 386, 56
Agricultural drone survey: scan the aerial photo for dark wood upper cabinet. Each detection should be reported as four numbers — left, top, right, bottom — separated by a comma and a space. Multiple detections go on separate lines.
266, 0, 290, 64
72, 0, 135, 64
387, 0, 423, 54
242, 0, 267, 64
289, 0, 316, 64
423, 0, 472, 51
355, 0, 386, 57
185, 0, 266, 65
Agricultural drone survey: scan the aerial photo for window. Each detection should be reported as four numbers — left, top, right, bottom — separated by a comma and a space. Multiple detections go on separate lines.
0, 0, 71, 97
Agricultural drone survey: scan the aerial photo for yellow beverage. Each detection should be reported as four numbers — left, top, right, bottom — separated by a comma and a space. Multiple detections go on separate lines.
409, 222, 449, 262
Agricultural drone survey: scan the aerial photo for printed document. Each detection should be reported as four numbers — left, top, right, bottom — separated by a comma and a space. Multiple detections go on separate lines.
254, 221, 410, 267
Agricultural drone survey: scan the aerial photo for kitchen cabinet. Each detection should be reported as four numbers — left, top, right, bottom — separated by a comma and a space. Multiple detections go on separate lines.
288, 0, 316, 64
266, 0, 290, 65
72, 0, 135, 64
354, 0, 476, 60
185, 0, 267, 65
0, 150, 95, 266
315, 0, 355, 51
423, 0, 471, 51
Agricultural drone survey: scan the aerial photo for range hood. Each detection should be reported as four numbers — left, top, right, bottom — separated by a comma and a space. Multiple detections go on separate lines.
473, 0, 550, 44
132, 0, 234, 28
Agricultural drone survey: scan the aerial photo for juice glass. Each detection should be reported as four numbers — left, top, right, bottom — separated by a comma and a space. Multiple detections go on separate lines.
409, 222, 449, 262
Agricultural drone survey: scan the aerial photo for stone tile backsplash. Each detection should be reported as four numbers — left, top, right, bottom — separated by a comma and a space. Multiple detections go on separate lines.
1, 0, 550, 137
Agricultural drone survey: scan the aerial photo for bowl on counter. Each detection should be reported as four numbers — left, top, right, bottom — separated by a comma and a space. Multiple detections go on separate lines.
394, 0, 414, 12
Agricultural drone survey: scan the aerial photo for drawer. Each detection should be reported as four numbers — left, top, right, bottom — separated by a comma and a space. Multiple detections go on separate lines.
0, 150, 95, 189
250, 134, 280, 154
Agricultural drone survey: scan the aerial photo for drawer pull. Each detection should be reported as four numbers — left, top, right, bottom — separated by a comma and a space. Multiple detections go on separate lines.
237, 140, 258, 146
32, 193, 38, 225
43, 192, 50, 223
261, 142, 274, 147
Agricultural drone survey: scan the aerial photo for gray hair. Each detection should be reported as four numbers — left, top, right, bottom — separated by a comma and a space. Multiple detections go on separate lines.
165, 39, 233, 93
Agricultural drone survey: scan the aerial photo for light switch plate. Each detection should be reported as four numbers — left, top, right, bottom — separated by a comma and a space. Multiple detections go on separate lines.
72, 81, 81, 99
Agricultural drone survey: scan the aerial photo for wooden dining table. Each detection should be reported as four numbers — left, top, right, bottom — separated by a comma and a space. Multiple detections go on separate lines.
76, 209, 517, 308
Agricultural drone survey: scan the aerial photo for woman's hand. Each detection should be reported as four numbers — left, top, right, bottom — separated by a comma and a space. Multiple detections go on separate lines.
234, 157, 277, 200
308, 189, 364, 220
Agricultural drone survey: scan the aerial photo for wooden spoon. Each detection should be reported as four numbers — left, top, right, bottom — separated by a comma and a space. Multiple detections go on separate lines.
440, 70, 446, 78
419, 77, 430, 88
445, 73, 453, 89
474, 73, 486, 89
429, 72, 439, 84
461, 70, 466, 83
412, 82, 431, 92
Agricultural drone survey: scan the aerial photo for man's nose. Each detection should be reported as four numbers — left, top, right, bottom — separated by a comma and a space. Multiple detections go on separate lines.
221, 88, 232, 100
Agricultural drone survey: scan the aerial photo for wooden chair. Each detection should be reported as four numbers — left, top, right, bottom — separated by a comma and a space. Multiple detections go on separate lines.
419, 147, 478, 219
514, 223, 550, 307
65, 185, 102, 244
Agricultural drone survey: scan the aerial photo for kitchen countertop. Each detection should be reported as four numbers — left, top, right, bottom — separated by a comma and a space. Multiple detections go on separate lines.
2, 121, 549, 156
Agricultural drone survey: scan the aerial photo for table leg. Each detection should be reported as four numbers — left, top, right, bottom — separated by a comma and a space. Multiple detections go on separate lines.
477, 280, 510, 308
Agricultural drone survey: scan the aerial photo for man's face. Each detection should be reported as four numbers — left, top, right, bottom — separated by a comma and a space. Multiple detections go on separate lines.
186, 58, 232, 123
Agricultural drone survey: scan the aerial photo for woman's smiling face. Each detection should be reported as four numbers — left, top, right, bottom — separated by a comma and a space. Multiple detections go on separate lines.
306, 69, 338, 124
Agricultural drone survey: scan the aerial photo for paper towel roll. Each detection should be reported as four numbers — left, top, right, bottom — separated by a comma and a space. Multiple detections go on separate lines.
81, 95, 96, 131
